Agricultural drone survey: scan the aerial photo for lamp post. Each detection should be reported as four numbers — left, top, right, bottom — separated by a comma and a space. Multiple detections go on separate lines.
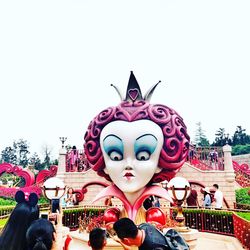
43, 177, 66, 213
167, 177, 191, 232
224, 133, 229, 145
59, 137, 67, 149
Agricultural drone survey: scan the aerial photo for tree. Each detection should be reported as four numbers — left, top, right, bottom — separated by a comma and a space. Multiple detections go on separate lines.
194, 122, 210, 146
212, 128, 230, 146
14, 139, 30, 167
1, 139, 58, 169
29, 152, 44, 171
41, 145, 52, 169
1, 146, 17, 164
232, 126, 250, 146
1, 139, 29, 167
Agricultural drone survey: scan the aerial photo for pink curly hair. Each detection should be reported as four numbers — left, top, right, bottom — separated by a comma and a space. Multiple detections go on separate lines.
84, 99, 190, 183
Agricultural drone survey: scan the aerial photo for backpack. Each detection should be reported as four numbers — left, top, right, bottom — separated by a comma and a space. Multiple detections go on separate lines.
164, 229, 190, 250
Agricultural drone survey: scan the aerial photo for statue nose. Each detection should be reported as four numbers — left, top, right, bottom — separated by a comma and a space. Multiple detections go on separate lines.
125, 166, 133, 170
124, 158, 133, 170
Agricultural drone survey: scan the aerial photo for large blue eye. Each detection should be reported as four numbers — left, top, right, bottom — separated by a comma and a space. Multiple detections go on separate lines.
103, 135, 124, 161
109, 151, 123, 161
136, 151, 150, 161
134, 134, 158, 161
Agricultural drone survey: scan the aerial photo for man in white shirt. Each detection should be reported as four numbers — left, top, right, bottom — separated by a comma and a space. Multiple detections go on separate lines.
213, 184, 223, 209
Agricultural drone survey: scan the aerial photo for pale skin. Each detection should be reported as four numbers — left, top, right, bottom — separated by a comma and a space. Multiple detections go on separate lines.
48, 207, 64, 250
100, 120, 164, 205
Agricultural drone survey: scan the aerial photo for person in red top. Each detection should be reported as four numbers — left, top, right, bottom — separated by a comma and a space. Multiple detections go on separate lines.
186, 185, 199, 207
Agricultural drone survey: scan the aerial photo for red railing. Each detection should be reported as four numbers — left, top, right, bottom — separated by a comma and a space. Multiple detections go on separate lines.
233, 213, 250, 249
65, 149, 90, 172
62, 206, 106, 230
170, 208, 234, 236
187, 146, 224, 171
233, 161, 250, 187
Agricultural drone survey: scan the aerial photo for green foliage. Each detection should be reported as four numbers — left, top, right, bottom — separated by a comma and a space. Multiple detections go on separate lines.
0, 195, 49, 206
236, 212, 250, 221
232, 126, 250, 146
0, 218, 8, 229
29, 152, 44, 171
182, 208, 233, 216
38, 196, 49, 204
194, 122, 210, 146
1, 147, 17, 165
63, 207, 105, 214
1, 139, 58, 169
0, 197, 16, 206
236, 187, 250, 205
1, 139, 30, 167
213, 128, 226, 146
232, 144, 250, 155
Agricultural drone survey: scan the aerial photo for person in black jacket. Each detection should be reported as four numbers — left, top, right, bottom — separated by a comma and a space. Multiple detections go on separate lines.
113, 218, 189, 250
0, 191, 39, 250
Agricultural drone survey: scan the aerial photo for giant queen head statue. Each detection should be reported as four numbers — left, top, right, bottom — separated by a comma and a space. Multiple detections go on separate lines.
84, 72, 190, 224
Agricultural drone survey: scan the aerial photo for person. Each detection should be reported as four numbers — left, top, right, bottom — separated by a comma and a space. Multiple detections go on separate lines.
143, 195, 160, 210
0, 191, 39, 250
104, 196, 113, 206
68, 145, 79, 171
26, 219, 56, 250
113, 217, 189, 250
84, 72, 190, 225
203, 187, 211, 208
64, 187, 76, 207
186, 185, 199, 207
88, 228, 107, 250
213, 184, 223, 209
143, 196, 154, 210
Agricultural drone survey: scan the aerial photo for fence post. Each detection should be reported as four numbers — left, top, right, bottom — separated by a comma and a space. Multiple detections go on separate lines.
223, 144, 236, 208
58, 148, 67, 174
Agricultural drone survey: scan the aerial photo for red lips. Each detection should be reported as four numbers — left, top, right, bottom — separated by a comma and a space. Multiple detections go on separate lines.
124, 172, 134, 177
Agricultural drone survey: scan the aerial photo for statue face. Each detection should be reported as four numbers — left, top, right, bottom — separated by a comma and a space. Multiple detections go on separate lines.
100, 120, 163, 193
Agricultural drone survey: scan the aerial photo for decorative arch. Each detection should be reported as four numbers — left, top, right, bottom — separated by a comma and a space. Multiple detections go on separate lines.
0, 163, 58, 198
0, 163, 35, 187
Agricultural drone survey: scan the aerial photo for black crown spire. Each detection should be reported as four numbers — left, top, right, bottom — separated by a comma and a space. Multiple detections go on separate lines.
111, 71, 162, 102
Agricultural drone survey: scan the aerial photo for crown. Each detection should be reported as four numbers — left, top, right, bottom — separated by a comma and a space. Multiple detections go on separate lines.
111, 71, 161, 102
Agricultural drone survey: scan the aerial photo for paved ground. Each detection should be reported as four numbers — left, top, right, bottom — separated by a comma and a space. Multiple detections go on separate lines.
69, 231, 244, 250
196, 235, 244, 250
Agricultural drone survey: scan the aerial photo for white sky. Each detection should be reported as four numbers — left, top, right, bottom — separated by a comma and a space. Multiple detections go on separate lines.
0, 0, 250, 159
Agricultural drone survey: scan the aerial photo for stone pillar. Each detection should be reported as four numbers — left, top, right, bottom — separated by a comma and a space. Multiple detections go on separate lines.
57, 148, 67, 176
223, 144, 235, 183
222, 144, 236, 207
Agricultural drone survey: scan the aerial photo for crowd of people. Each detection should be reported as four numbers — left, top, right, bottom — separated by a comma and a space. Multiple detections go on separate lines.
0, 190, 63, 250
186, 183, 224, 209
0, 183, 223, 250
88, 217, 189, 250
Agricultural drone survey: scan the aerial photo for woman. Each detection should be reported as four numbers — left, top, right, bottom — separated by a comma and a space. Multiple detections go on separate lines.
0, 191, 39, 250
203, 187, 212, 208
84, 72, 190, 225
64, 187, 76, 207
26, 219, 56, 250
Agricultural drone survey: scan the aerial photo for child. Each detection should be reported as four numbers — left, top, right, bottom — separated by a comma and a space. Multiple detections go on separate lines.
88, 228, 107, 250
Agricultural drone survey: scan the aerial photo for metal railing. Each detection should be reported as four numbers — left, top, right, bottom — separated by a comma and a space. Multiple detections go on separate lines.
65, 149, 90, 172
170, 208, 234, 236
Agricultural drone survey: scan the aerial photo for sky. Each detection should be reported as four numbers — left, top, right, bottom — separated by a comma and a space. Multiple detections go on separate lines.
0, 0, 250, 159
